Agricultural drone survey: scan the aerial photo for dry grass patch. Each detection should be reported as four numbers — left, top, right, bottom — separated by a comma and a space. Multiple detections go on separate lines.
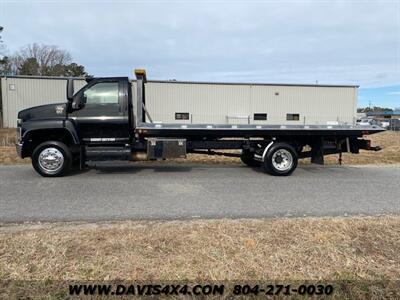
0, 128, 17, 147
0, 147, 27, 165
1, 216, 399, 281
324, 130, 400, 165
0, 216, 399, 298
0, 129, 27, 165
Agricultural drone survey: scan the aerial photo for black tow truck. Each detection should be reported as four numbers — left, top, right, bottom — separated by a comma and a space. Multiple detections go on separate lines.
16, 69, 384, 177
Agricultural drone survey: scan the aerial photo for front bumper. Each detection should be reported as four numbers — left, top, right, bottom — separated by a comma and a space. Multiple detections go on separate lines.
16, 143, 23, 158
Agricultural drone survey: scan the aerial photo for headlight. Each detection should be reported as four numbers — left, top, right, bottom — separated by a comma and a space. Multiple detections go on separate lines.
16, 127, 21, 142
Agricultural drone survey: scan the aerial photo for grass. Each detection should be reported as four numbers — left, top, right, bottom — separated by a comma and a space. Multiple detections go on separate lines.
0, 129, 26, 165
1, 128, 399, 166
0, 129, 17, 147
323, 130, 400, 165
0, 216, 399, 298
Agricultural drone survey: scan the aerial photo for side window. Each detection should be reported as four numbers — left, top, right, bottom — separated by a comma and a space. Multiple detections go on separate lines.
83, 82, 119, 104
175, 112, 190, 120
254, 113, 267, 121
287, 113, 300, 121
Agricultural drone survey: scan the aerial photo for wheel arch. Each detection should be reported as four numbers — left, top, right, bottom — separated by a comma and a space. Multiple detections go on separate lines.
261, 138, 303, 160
20, 121, 79, 158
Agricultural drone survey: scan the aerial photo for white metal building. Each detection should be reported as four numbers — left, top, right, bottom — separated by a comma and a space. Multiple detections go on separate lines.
143, 81, 358, 125
1, 76, 358, 128
0, 76, 86, 128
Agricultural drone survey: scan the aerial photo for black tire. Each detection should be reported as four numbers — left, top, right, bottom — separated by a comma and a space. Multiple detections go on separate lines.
240, 150, 261, 167
32, 141, 72, 177
263, 143, 298, 176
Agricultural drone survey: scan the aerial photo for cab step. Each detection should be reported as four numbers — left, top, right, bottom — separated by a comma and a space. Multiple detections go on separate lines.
85, 146, 131, 161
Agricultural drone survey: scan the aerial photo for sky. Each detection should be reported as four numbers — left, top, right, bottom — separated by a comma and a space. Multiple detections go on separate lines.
1, 0, 399, 108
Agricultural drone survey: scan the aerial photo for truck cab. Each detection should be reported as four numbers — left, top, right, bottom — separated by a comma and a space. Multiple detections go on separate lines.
16, 76, 133, 175
68, 77, 131, 144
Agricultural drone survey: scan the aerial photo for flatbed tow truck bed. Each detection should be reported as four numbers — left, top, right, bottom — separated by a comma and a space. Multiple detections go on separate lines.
136, 123, 384, 138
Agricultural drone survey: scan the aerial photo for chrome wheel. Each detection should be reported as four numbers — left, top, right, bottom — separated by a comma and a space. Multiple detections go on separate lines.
38, 147, 64, 174
271, 149, 293, 171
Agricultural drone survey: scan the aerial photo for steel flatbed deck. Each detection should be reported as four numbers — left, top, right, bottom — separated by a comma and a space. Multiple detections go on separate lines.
136, 123, 385, 138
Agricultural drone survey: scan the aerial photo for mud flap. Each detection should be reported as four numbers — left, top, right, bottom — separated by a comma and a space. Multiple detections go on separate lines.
311, 137, 324, 165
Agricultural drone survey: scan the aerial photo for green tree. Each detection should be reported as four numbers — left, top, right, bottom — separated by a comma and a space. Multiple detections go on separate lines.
18, 57, 40, 75
64, 63, 89, 77
10, 43, 90, 77
0, 56, 11, 75
0, 26, 5, 55
357, 106, 393, 113
42, 62, 89, 77
0, 26, 11, 75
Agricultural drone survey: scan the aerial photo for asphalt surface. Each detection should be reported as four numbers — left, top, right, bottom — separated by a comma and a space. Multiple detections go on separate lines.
0, 163, 399, 223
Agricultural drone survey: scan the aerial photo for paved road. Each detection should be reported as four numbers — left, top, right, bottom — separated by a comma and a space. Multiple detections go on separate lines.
0, 163, 399, 223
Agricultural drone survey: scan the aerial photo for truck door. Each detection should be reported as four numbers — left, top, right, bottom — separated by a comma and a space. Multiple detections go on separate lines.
71, 78, 130, 144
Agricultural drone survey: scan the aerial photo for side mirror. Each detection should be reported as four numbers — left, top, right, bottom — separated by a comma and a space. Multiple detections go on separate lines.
67, 79, 74, 101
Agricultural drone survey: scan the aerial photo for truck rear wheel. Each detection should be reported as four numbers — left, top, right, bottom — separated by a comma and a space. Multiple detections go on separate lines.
240, 150, 261, 167
32, 141, 72, 177
263, 143, 298, 176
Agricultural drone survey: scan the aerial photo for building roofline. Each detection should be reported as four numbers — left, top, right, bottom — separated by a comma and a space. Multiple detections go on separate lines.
0, 75, 86, 80
145, 80, 359, 88
0, 75, 360, 88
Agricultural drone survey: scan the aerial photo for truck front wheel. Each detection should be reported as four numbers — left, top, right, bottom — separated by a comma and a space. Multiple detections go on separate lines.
263, 143, 298, 176
32, 141, 72, 177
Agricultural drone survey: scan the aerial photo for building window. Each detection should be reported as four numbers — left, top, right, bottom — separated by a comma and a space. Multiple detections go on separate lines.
274, 92, 279, 96
175, 112, 189, 120
254, 113, 267, 121
287, 113, 300, 121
